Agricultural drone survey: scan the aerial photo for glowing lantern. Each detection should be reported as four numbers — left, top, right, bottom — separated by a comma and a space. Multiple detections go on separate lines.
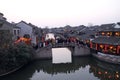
107, 32, 110, 36
100, 45, 104, 48
110, 46, 113, 49
105, 71, 108, 74
116, 74, 119, 78
15, 37, 31, 45
102, 32, 105, 35
115, 32, 119, 36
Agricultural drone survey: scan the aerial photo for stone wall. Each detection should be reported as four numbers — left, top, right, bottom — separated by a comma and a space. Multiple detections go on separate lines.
34, 46, 91, 60
73, 46, 91, 56
34, 47, 52, 59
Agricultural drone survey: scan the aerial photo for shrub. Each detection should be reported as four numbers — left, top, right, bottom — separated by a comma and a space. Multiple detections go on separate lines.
0, 43, 35, 74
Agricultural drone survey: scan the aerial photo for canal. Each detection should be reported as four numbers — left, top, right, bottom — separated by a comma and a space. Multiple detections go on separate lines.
0, 48, 120, 80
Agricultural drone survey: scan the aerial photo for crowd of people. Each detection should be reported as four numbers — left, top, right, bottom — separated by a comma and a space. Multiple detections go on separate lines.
35, 37, 89, 49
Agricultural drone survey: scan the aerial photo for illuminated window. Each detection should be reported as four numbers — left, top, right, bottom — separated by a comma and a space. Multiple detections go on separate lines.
107, 32, 110, 36
106, 32, 112, 36
101, 32, 105, 36
99, 44, 105, 52
115, 32, 120, 36
107, 45, 117, 54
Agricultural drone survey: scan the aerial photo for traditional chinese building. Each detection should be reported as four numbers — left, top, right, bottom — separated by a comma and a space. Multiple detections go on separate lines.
90, 24, 120, 55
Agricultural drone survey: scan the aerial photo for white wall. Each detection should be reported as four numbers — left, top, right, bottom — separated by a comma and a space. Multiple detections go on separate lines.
16, 22, 32, 37
45, 33, 55, 40
16, 21, 37, 45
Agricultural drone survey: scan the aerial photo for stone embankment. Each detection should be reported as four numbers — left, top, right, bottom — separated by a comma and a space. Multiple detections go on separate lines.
35, 47, 52, 59
34, 45, 91, 59
73, 46, 90, 56
92, 52, 120, 65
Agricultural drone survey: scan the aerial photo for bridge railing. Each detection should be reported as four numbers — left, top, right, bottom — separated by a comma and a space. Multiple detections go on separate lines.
52, 43, 76, 48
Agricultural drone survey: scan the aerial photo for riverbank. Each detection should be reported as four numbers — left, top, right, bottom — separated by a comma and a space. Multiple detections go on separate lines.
0, 43, 35, 77
92, 52, 120, 65
0, 65, 25, 77
0, 45, 120, 77
35, 45, 91, 60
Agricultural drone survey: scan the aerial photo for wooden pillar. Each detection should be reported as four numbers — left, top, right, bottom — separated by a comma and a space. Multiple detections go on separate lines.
117, 46, 120, 54
90, 41, 92, 48
104, 45, 108, 53
96, 43, 98, 50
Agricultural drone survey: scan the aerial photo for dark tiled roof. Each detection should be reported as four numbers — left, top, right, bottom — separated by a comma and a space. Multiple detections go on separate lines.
0, 13, 4, 16
92, 36, 120, 45
99, 28, 120, 32
0, 19, 20, 28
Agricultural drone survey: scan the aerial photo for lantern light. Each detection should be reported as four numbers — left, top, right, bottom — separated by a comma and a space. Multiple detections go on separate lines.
105, 71, 108, 74
102, 32, 105, 35
110, 46, 113, 49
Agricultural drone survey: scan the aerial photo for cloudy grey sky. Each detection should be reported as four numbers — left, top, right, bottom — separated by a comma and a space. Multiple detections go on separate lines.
0, 0, 120, 28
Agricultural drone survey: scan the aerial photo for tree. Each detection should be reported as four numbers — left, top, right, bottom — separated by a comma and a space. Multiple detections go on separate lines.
0, 30, 12, 48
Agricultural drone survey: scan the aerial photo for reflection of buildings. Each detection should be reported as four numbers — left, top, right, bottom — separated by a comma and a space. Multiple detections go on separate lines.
90, 59, 120, 80
0, 57, 90, 80
1, 57, 120, 80
35, 57, 90, 75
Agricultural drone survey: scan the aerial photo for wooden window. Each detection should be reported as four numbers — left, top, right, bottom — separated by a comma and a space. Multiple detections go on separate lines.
98, 44, 105, 52
17, 30, 20, 35
14, 30, 16, 35
115, 32, 120, 36
0, 22, 3, 28
107, 45, 117, 54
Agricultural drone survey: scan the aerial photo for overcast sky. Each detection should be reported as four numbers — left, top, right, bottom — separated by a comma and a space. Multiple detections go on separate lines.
0, 0, 120, 28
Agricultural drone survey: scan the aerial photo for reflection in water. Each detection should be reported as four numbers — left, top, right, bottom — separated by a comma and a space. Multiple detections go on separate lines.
52, 48, 72, 64
90, 59, 120, 80
0, 57, 120, 80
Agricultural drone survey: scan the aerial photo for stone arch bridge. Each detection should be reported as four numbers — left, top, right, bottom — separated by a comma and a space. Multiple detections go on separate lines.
34, 43, 91, 59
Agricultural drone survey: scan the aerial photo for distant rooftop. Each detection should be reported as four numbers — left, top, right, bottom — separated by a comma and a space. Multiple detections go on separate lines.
114, 24, 120, 28
0, 12, 4, 16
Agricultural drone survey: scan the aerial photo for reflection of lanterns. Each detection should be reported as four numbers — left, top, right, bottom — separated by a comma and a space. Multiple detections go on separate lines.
108, 76, 111, 78
116, 71, 119, 74
116, 74, 119, 78
105, 71, 108, 74
98, 71, 102, 74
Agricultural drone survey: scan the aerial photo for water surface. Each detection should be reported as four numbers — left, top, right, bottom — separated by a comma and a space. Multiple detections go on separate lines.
0, 48, 120, 80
